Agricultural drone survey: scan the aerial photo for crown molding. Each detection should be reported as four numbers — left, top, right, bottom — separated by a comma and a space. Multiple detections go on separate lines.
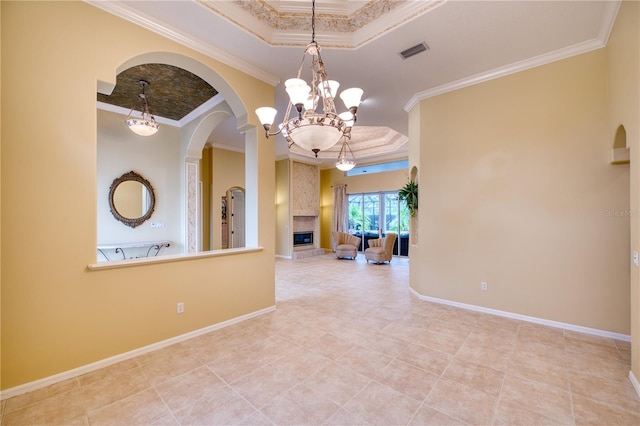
403, 39, 605, 112
84, 1, 280, 86
199, 0, 445, 49
404, 0, 621, 112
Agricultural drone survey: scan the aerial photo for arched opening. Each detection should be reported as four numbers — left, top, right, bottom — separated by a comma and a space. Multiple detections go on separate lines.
96, 52, 255, 261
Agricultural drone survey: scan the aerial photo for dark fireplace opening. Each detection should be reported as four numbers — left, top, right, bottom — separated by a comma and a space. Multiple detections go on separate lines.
293, 231, 314, 247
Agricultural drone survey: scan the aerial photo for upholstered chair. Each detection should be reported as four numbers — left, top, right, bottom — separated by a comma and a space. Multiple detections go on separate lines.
364, 233, 397, 264
332, 231, 361, 260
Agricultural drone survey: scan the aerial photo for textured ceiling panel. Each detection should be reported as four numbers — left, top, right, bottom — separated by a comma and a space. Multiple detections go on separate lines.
97, 63, 218, 121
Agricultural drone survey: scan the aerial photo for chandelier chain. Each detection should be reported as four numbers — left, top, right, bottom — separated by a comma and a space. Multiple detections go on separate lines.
311, 0, 316, 42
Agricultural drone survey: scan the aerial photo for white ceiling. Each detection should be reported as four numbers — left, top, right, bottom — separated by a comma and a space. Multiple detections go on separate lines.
90, 0, 620, 166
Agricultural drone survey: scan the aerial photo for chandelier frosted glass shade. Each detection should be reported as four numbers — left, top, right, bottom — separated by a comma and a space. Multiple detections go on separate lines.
284, 113, 345, 154
126, 117, 159, 136
125, 80, 159, 137
340, 88, 364, 110
335, 139, 356, 171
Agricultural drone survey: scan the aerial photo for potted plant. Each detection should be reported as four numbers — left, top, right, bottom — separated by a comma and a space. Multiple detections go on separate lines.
399, 180, 418, 217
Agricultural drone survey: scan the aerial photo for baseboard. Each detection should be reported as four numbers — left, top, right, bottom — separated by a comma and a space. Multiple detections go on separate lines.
0, 305, 276, 401
408, 287, 630, 342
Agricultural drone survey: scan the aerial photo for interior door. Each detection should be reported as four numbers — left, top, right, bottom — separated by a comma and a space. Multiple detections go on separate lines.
227, 187, 245, 248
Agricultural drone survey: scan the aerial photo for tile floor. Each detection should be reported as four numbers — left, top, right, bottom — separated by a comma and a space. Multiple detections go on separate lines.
2, 254, 639, 425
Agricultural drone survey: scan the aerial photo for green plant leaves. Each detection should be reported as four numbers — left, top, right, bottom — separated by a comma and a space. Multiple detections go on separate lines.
398, 180, 418, 217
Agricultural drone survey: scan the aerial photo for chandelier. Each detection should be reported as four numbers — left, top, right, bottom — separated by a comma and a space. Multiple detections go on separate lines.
125, 80, 159, 136
255, 0, 363, 168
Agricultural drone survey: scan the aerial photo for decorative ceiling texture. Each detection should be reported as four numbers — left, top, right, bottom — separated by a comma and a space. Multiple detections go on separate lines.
97, 64, 218, 121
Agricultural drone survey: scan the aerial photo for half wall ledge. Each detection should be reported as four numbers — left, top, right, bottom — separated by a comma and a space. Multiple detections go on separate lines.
88, 247, 263, 270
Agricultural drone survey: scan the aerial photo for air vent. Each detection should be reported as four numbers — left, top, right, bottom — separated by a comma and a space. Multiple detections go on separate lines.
399, 42, 429, 60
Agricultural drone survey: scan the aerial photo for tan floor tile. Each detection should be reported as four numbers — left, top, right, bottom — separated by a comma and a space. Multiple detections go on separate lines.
334, 345, 395, 379
411, 328, 469, 355
565, 335, 623, 360
472, 319, 520, 343
230, 346, 332, 408
136, 343, 204, 386
2, 388, 86, 426
380, 319, 432, 343
87, 388, 170, 426
343, 380, 421, 426
207, 336, 296, 383
564, 330, 616, 347
508, 349, 570, 390
615, 339, 631, 351
296, 332, 356, 360
499, 374, 573, 424
356, 331, 409, 357
493, 400, 571, 425
261, 383, 340, 425
325, 408, 369, 425
567, 349, 631, 382
424, 377, 497, 425
516, 326, 566, 350
397, 343, 452, 376
174, 392, 257, 425
79, 364, 150, 412
3, 378, 80, 414
570, 371, 640, 415
150, 413, 179, 425
154, 365, 229, 412
409, 405, 470, 425
454, 340, 513, 372
573, 394, 640, 425
375, 358, 439, 401
427, 318, 474, 339
442, 358, 505, 396
304, 362, 371, 406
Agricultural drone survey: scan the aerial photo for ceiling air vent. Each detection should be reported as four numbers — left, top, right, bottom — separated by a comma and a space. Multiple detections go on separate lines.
399, 42, 429, 60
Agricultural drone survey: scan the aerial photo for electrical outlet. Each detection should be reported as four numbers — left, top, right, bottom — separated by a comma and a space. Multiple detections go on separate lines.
177, 302, 184, 314
481, 282, 488, 291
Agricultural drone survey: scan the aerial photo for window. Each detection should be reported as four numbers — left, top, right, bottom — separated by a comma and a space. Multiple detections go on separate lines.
348, 191, 410, 256
346, 160, 409, 177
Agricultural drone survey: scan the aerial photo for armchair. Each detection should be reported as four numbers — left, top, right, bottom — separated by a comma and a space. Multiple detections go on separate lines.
364, 233, 397, 264
332, 231, 361, 260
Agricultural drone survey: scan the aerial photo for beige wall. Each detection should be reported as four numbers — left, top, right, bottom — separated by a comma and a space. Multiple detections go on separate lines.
409, 45, 631, 334
97, 109, 183, 257
1, 1, 274, 389
607, 1, 640, 380
319, 166, 408, 250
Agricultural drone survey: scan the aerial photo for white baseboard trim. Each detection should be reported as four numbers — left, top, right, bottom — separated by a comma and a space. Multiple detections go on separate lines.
630, 371, 640, 399
0, 305, 276, 401
275, 254, 292, 259
408, 287, 630, 342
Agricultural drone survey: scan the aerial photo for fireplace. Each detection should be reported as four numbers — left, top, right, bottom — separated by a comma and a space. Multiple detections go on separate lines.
293, 231, 314, 247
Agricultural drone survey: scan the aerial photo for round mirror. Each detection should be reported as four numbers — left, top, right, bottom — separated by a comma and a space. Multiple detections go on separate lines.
108, 171, 155, 228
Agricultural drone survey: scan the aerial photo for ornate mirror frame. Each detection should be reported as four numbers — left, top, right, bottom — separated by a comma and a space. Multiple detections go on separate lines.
108, 170, 156, 228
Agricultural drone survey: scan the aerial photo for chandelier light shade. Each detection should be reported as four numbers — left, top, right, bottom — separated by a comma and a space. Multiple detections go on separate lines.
335, 138, 357, 171
125, 80, 159, 136
255, 0, 363, 166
